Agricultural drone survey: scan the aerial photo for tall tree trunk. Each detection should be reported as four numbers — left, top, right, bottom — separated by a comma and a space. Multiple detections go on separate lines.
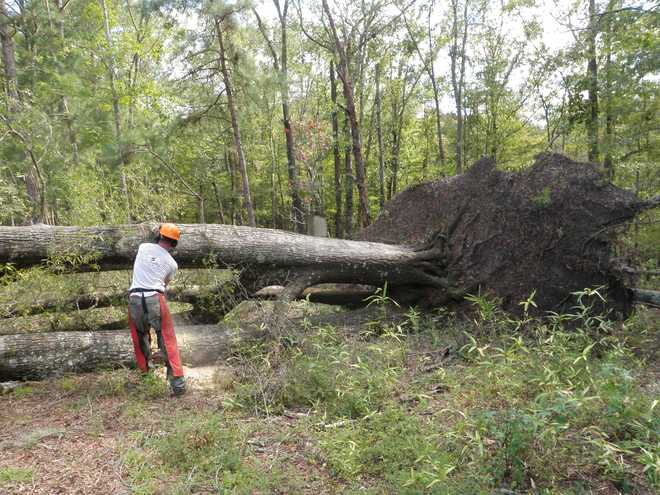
586, 0, 599, 162
55, 0, 78, 164
375, 63, 385, 211
269, 129, 279, 228
277, 2, 304, 233
343, 113, 353, 238
224, 148, 237, 225
211, 182, 226, 224
330, 61, 343, 238
254, 3, 304, 232
215, 17, 256, 227
450, 0, 469, 175
99, 0, 131, 221
402, 7, 445, 167
603, 4, 614, 180
198, 183, 206, 223
0, 0, 18, 104
321, 0, 371, 228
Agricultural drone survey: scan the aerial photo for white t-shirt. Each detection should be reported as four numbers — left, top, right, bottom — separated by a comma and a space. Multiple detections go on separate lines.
129, 243, 178, 297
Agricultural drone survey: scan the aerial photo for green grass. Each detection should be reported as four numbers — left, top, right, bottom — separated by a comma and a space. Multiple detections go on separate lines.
121, 413, 305, 494
210, 293, 659, 493
11, 385, 35, 398
0, 467, 34, 484
113, 291, 659, 493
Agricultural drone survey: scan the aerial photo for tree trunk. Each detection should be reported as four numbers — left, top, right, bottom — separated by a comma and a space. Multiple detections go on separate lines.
321, 0, 371, 228
0, 0, 19, 104
375, 63, 385, 211
215, 17, 256, 227
0, 223, 449, 294
55, 0, 79, 164
254, 3, 304, 232
631, 289, 660, 309
343, 113, 353, 238
0, 324, 237, 381
99, 0, 131, 222
603, 3, 614, 180
402, 8, 445, 167
330, 61, 343, 238
450, 0, 469, 175
2, 155, 657, 315
278, 4, 305, 233
0, 285, 220, 319
268, 130, 279, 228
212, 182, 226, 224
586, 0, 599, 162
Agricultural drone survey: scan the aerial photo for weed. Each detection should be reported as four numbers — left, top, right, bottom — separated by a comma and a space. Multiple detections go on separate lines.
55, 376, 77, 392
12, 385, 34, 398
121, 413, 290, 494
133, 372, 169, 399
0, 467, 33, 484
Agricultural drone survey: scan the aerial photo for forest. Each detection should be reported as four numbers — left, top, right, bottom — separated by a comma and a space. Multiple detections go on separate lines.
0, 0, 659, 494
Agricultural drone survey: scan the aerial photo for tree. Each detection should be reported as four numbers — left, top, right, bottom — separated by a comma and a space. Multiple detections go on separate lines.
0, 0, 19, 104
254, 1, 305, 232
213, 11, 256, 227
449, 0, 470, 174
320, 0, 372, 228
586, 0, 599, 162
401, 0, 445, 168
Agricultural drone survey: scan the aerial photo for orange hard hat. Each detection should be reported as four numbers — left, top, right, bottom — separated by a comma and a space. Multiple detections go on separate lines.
159, 223, 180, 241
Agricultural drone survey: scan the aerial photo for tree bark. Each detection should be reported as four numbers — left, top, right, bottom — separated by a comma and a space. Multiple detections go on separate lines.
0, 0, 19, 104
586, 0, 599, 162
330, 60, 343, 238
0, 285, 224, 319
450, 0, 469, 175
0, 324, 236, 381
631, 289, 660, 309
215, 17, 256, 227
0, 223, 450, 293
375, 63, 385, 211
343, 113, 353, 238
0, 302, 409, 381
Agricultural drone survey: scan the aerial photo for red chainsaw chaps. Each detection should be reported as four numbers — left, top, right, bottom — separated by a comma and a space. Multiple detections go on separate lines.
158, 294, 184, 377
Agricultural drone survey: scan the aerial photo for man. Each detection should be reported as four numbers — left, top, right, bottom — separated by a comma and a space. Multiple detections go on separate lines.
128, 223, 186, 396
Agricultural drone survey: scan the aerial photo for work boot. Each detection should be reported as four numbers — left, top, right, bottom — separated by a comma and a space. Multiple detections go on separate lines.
170, 376, 186, 397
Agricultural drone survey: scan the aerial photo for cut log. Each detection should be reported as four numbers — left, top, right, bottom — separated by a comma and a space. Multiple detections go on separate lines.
0, 301, 402, 380
0, 324, 237, 381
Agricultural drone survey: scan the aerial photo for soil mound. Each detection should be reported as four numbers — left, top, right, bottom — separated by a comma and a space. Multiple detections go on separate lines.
358, 153, 642, 316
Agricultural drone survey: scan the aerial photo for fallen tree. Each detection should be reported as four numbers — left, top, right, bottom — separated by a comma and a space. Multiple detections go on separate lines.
1, 153, 657, 315
0, 285, 216, 319
0, 301, 400, 380
0, 324, 235, 380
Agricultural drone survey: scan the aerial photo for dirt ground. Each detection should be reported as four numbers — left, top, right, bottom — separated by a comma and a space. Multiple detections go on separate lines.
0, 367, 336, 495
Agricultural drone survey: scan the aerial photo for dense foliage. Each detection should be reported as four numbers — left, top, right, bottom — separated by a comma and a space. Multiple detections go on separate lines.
0, 0, 657, 234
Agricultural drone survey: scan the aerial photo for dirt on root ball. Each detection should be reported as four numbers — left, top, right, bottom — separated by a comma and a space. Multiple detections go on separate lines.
358, 153, 641, 317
